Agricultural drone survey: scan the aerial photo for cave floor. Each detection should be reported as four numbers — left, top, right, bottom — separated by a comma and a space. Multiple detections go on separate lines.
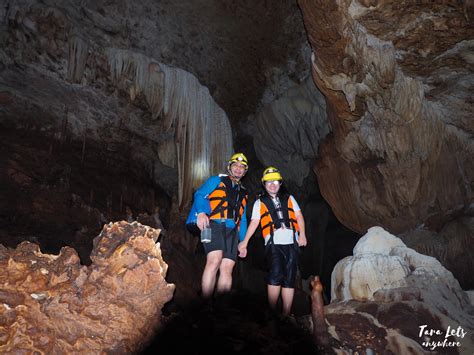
144, 290, 319, 355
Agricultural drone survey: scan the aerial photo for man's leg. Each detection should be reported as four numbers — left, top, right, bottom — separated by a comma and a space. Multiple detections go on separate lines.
202, 250, 223, 299
267, 284, 281, 310
281, 287, 295, 316
216, 258, 235, 293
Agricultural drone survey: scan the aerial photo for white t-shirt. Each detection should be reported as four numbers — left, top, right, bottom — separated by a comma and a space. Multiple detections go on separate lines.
251, 195, 301, 245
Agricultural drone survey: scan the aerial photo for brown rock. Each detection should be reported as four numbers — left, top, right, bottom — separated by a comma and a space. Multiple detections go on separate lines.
298, 0, 473, 236
0, 221, 175, 353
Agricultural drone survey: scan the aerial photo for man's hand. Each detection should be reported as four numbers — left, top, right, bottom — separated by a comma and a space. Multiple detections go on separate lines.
298, 233, 307, 247
197, 212, 209, 231
238, 242, 248, 258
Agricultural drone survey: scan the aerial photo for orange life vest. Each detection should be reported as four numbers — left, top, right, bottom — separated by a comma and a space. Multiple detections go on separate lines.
259, 194, 299, 241
208, 175, 247, 226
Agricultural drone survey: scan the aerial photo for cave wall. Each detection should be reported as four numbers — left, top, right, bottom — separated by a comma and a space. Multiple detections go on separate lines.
299, 0, 473, 234
298, 0, 473, 286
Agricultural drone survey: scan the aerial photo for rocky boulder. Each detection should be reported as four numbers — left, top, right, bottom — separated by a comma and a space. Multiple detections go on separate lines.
324, 226, 474, 354
0, 221, 175, 353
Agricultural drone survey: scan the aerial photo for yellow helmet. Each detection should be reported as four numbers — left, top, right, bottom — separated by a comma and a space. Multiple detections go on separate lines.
228, 153, 248, 170
261, 166, 283, 182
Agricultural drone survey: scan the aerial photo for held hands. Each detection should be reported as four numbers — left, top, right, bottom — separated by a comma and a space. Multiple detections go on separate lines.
238, 242, 248, 258
197, 212, 210, 231
298, 233, 307, 247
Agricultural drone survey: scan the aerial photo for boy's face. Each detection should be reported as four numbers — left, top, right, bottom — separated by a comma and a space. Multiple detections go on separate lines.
264, 180, 281, 195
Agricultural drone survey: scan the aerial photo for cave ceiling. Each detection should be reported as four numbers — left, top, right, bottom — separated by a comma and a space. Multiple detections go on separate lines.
1, 0, 310, 124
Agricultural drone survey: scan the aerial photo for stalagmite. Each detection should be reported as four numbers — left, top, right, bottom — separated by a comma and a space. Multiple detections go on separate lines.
106, 49, 233, 207
310, 276, 329, 347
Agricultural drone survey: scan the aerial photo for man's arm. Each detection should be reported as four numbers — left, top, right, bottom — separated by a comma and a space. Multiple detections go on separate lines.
238, 204, 248, 241
194, 176, 220, 230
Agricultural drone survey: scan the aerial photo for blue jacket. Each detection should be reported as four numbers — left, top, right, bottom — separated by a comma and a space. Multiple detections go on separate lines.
186, 175, 248, 241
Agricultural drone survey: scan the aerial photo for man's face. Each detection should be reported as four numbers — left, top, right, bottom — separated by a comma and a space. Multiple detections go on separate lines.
230, 162, 247, 179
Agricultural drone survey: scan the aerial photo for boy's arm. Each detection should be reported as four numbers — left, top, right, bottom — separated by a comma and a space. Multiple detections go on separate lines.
295, 210, 307, 246
238, 218, 260, 258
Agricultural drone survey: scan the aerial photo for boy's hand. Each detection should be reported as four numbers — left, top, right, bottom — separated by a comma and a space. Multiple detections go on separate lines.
238, 242, 248, 258
298, 233, 307, 247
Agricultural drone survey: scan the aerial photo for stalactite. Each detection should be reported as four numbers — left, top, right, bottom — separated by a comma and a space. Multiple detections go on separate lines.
106, 48, 233, 207
67, 33, 89, 83
81, 117, 87, 166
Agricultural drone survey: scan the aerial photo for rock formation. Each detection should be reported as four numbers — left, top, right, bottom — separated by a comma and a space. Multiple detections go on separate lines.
298, 0, 474, 287
106, 48, 233, 207
0, 221, 175, 353
253, 76, 330, 187
321, 226, 474, 354
1, 0, 473, 349
299, 0, 473, 233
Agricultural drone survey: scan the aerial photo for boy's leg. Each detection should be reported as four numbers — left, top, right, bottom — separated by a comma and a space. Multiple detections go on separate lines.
267, 284, 281, 310
280, 244, 299, 316
281, 287, 295, 316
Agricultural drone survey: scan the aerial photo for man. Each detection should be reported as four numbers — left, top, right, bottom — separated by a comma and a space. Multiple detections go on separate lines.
186, 153, 249, 299
238, 166, 307, 317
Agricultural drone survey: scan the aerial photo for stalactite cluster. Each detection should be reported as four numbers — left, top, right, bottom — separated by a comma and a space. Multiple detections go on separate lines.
106, 49, 233, 207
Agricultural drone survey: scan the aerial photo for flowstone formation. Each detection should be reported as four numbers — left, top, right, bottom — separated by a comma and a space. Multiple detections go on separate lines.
0, 221, 174, 353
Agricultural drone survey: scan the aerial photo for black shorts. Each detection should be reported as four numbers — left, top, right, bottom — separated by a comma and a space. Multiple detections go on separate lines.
202, 220, 239, 261
266, 243, 300, 288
